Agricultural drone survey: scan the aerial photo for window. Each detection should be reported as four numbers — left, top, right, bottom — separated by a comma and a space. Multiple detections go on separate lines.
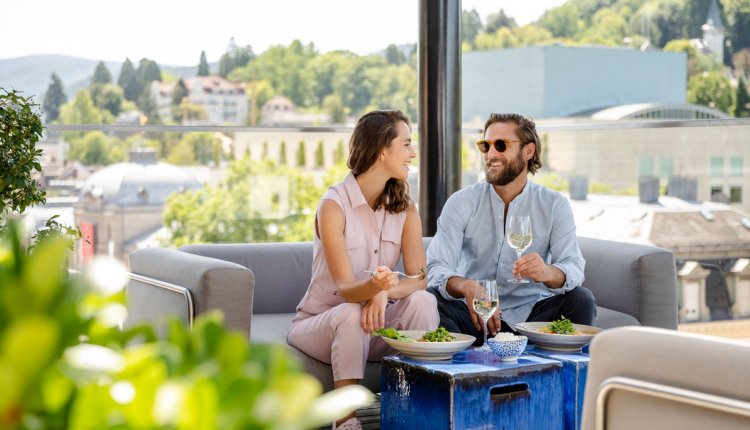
730, 156, 743, 177
638, 156, 654, 177
730, 186, 743, 203
710, 156, 724, 177
711, 186, 727, 203
659, 156, 673, 178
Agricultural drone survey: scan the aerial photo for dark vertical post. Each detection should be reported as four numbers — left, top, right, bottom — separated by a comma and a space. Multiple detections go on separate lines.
419, 0, 461, 236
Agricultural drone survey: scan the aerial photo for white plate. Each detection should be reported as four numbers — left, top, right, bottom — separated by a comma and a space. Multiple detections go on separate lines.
514, 322, 602, 352
380, 330, 475, 361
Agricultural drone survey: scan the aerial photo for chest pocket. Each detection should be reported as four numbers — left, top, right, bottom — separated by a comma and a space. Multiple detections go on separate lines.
379, 217, 403, 268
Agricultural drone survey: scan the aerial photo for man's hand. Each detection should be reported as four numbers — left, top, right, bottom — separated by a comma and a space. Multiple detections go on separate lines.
513, 252, 550, 282
361, 290, 388, 334
371, 265, 399, 291
513, 252, 566, 288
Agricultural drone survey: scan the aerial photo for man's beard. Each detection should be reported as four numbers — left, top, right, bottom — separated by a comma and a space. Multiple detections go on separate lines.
485, 151, 526, 186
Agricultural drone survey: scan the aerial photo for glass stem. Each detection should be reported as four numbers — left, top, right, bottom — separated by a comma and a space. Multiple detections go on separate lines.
515, 251, 522, 280
483, 318, 488, 346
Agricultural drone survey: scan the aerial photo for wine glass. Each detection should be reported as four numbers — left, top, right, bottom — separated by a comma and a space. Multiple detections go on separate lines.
472, 279, 499, 351
506, 215, 533, 283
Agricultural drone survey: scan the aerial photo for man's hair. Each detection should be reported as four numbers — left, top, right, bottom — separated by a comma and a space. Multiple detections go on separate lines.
348, 109, 412, 213
483, 113, 542, 174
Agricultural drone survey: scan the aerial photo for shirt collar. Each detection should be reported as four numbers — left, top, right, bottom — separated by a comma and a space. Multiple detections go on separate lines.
344, 172, 369, 209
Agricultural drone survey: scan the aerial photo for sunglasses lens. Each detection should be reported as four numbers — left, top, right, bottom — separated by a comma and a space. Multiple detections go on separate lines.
477, 141, 490, 153
494, 140, 507, 152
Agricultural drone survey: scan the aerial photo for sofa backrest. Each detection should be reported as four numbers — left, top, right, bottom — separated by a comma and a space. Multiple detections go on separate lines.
180, 242, 313, 314
179, 238, 434, 315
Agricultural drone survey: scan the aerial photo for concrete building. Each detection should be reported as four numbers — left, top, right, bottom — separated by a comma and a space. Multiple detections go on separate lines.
151, 75, 247, 125
74, 149, 202, 262
564, 190, 750, 323
462, 45, 687, 123
539, 118, 750, 212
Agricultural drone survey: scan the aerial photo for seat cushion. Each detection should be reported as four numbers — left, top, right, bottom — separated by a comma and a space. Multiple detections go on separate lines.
250, 313, 381, 393
594, 306, 640, 330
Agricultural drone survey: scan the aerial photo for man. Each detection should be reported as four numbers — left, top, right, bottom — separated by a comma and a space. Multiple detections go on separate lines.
426, 113, 595, 345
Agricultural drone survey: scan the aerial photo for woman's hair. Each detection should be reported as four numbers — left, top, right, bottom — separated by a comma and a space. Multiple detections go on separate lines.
483, 113, 543, 174
348, 109, 412, 213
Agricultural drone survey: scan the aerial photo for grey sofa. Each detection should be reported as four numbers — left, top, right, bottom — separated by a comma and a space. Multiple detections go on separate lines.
126, 237, 678, 393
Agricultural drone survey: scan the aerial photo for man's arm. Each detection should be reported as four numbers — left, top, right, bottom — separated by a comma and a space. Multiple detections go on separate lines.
547, 197, 585, 291
426, 194, 468, 301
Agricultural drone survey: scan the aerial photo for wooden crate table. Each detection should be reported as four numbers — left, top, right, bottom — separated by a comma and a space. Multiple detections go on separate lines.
380, 349, 564, 430
525, 347, 590, 430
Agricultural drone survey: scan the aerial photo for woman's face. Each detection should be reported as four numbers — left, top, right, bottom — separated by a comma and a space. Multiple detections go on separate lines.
381, 121, 415, 180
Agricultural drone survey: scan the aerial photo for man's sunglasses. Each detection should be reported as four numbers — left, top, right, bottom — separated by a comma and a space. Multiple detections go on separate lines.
475, 139, 523, 153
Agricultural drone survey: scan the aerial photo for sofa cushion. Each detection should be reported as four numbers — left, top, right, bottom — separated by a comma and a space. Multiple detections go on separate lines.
593, 306, 640, 330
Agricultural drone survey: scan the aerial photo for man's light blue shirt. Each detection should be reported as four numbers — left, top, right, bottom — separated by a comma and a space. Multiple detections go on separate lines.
426, 180, 585, 325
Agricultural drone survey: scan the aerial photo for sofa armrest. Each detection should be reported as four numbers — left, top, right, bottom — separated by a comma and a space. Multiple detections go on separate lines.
578, 237, 678, 329
126, 247, 255, 336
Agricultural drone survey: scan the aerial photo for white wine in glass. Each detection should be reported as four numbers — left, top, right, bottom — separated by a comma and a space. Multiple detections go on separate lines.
506, 215, 533, 283
473, 279, 498, 350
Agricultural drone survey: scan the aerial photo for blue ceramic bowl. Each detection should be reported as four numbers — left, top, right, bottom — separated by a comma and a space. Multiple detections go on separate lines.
486, 336, 528, 362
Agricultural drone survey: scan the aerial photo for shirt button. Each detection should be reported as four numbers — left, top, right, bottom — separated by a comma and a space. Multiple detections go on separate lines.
374, 249, 378, 254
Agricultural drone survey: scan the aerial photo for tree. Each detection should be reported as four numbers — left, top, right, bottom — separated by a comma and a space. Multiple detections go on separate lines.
279, 141, 287, 165
117, 58, 141, 102
688, 71, 734, 113
59, 90, 108, 125
90, 83, 125, 117
163, 157, 324, 245
734, 76, 750, 117
43, 73, 67, 122
0, 89, 46, 217
219, 39, 256, 77
461, 9, 482, 46
138, 85, 161, 124
171, 80, 189, 122
315, 140, 325, 168
334, 139, 346, 164
67, 131, 125, 165
137, 58, 162, 84
198, 51, 210, 76
539, 4, 581, 38
485, 9, 517, 33
296, 140, 307, 167
322, 94, 345, 123
384, 44, 405, 65
91, 61, 112, 85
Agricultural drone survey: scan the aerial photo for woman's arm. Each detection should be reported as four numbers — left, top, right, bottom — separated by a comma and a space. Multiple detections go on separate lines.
318, 200, 397, 302
386, 204, 428, 300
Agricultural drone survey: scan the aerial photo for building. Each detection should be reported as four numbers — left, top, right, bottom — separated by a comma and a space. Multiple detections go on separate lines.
538, 117, 750, 212
74, 149, 202, 262
151, 75, 247, 125
259, 96, 329, 126
462, 45, 687, 123
564, 189, 750, 323
690, 0, 725, 64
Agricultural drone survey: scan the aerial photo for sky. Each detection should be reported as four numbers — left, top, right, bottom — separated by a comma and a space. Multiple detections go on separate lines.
0, 0, 566, 66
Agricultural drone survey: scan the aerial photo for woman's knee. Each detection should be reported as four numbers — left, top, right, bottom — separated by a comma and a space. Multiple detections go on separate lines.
331, 303, 363, 328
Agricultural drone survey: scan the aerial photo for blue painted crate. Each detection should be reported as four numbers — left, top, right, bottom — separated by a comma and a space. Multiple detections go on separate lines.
381, 349, 564, 430
526, 347, 590, 430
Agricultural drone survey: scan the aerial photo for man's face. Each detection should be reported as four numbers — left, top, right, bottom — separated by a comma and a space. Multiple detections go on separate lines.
483, 122, 528, 186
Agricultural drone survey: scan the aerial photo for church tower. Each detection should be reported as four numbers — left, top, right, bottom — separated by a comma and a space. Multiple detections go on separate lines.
701, 0, 725, 64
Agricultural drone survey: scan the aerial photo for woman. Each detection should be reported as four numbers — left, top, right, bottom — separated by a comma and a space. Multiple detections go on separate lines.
287, 110, 438, 430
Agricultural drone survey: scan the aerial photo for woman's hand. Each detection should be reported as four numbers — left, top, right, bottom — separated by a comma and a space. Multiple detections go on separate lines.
361, 290, 389, 334
370, 265, 399, 291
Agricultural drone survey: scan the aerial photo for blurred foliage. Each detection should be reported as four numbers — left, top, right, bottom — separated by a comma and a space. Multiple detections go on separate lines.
163, 156, 323, 246
29, 215, 83, 252
0, 89, 46, 219
688, 70, 735, 113
0, 220, 372, 429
